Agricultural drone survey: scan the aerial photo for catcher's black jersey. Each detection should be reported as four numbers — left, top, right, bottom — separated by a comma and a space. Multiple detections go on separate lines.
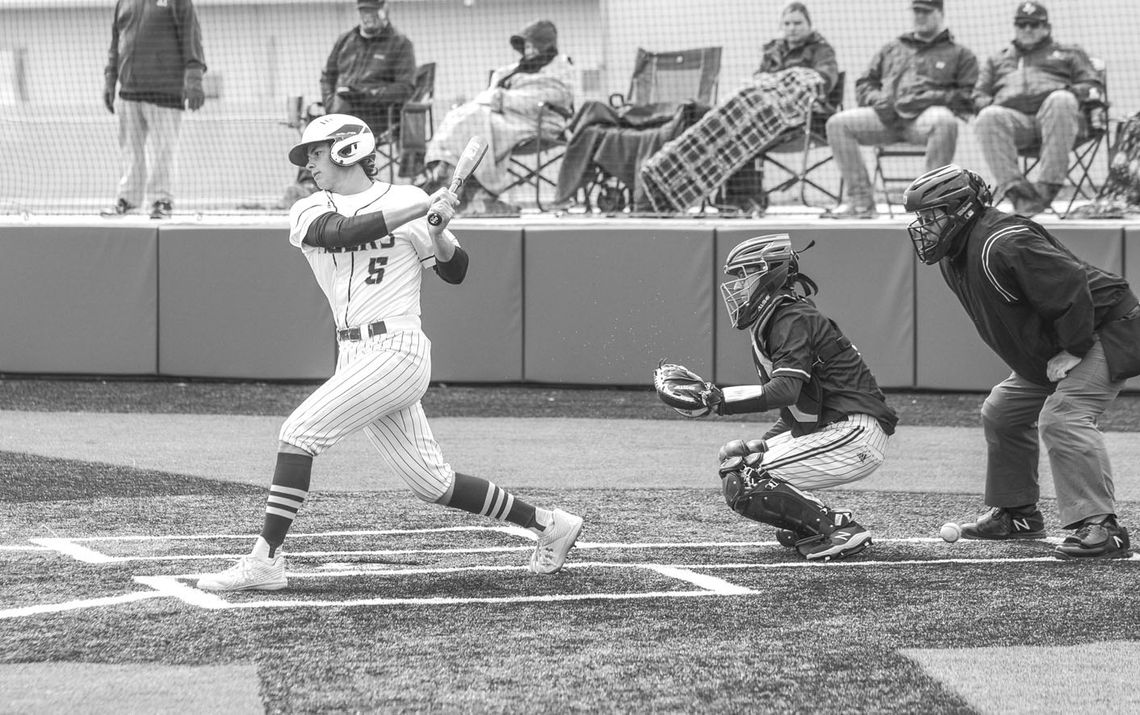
752, 296, 898, 436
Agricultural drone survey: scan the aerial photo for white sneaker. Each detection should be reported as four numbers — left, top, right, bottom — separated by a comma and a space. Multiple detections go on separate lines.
529, 509, 583, 574
196, 553, 287, 591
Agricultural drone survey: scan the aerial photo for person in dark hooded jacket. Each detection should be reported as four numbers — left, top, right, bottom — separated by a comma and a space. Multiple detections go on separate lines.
822, 0, 978, 219
423, 20, 575, 216
720, 2, 839, 216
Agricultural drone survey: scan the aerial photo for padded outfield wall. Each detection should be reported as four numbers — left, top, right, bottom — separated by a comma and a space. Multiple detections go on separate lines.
1, 219, 1137, 391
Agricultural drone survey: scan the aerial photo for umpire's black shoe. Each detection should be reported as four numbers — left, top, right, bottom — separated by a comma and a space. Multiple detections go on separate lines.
1054, 516, 1132, 560
960, 506, 1046, 540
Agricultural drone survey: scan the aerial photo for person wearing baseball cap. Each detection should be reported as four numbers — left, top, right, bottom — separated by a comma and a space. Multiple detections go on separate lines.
972, 1, 1104, 217
822, 0, 978, 218
320, 0, 416, 138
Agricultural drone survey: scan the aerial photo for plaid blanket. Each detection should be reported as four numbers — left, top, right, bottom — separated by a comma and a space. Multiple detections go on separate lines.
640, 68, 823, 213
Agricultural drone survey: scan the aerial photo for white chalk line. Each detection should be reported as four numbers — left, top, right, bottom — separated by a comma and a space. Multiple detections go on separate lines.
0, 590, 167, 620
6, 528, 1136, 617
49, 525, 526, 543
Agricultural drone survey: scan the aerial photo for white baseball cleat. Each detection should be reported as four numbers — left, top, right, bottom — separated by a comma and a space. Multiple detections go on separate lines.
197, 553, 287, 592
529, 509, 583, 575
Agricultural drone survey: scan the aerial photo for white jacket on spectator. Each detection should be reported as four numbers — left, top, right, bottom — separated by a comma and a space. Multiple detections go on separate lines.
426, 24, 574, 195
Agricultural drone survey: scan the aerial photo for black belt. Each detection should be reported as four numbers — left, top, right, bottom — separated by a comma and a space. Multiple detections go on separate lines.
337, 320, 387, 341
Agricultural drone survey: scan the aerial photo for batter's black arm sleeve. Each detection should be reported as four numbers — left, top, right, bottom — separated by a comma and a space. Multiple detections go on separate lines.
719, 376, 802, 415
302, 211, 390, 249
434, 246, 469, 285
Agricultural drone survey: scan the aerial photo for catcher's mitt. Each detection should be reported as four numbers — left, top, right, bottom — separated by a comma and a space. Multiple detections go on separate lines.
653, 361, 723, 417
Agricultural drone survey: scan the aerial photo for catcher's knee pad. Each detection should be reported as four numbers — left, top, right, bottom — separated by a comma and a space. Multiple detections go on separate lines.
724, 471, 840, 537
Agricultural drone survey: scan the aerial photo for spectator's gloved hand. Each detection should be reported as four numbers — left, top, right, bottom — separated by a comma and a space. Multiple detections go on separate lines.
103, 83, 116, 114
915, 88, 949, 105
183, 68, 205, 111
488, 89, 505, 113
336, 86, 366, 102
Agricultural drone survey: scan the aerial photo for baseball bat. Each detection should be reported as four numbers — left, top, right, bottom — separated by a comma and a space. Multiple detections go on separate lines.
427, 136, 489, 226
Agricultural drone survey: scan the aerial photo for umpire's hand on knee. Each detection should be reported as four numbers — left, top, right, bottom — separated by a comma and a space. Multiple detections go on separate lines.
1047, 350, 1081, 382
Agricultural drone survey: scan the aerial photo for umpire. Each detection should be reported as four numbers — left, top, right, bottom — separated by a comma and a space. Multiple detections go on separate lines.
904, 164, 1139, 559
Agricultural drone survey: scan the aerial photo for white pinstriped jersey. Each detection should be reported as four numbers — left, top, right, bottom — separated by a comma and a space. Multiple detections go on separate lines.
288, 182, 460, 329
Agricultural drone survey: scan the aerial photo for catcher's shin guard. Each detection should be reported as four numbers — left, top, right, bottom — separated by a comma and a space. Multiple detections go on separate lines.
720, 464, 841, 539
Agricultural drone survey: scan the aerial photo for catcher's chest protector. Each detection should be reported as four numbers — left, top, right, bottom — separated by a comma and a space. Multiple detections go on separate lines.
750, 303, 853, 437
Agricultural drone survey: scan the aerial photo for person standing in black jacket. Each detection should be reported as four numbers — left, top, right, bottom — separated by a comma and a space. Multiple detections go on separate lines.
904, 164, 1138, 560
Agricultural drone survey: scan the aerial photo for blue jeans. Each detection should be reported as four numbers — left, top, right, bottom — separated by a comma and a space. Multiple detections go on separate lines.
980, 339, 1122, 528
825, 106, 959, 204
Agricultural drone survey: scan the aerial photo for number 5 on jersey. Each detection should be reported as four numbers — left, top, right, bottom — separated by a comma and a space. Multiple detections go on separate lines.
366, 256, 388, 284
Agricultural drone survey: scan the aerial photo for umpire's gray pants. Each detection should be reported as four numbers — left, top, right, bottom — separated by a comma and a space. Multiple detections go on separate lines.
981, 339, 1121, 528
974, 90, 1081, 188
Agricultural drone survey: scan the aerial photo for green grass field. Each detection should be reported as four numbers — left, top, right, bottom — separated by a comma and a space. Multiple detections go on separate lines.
3, 380, 1139, 713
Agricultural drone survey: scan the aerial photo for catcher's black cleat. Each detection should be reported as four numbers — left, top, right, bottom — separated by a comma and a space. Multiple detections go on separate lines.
775, 509, 853, 549
960, 506, 1046, 540
799, 523, 871, 561
1053, 517, 1131, 560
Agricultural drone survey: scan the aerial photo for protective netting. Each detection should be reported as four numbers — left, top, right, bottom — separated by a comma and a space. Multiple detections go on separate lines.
1, 0, 1135, 215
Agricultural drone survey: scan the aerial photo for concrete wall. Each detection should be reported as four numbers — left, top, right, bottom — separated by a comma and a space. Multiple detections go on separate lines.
1, 219, 1134, 392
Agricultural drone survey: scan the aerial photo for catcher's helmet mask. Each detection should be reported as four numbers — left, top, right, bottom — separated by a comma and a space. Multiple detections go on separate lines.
721, 234, 816, 330
289, 113, 377, 168
903, 164, 992, 264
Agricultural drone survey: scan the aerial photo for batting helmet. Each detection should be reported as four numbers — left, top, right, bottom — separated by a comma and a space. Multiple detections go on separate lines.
288, 114, 376, 168
903, 164, 992, 264
721, 234, 804, 330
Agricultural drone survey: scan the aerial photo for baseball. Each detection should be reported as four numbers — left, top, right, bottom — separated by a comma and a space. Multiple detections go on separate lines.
940, 522, 961, 543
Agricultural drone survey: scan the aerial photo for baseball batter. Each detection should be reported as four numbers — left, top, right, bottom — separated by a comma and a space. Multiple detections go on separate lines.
198, 114, 582, 591
655, 234, 898, 560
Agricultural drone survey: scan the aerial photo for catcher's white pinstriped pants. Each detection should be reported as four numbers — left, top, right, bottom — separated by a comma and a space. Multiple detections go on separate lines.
278, 328, 453, 502
761, 413, 889, 491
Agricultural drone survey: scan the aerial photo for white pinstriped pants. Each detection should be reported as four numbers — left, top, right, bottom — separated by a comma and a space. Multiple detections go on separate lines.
760, 413, 889, 491
278, 329, 454, 502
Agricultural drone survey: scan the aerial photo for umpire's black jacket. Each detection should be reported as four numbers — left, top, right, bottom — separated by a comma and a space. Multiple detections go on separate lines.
940, 209, 1135, 387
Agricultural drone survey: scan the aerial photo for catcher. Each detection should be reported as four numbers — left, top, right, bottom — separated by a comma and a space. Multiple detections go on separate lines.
654, 234, 899, 560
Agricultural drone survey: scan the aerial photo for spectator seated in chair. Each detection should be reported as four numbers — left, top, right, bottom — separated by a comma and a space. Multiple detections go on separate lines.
822, 0, 978, 219
972, 1, 1105, 218
719, 2, 839, 218
422, 20, 574, 216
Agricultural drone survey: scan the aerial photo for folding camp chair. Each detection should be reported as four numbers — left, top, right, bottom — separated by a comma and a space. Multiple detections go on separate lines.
577, 46, 723, 213
1019, 58, 1110, 218
500, 100, 575, 212
374, 63, 436, 183
759, 71, 846, 209
872, 142, 927, 218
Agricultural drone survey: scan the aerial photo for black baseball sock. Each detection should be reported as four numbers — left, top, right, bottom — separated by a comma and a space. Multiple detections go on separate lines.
260, 452, 313, 557
444, 472, 542, 529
